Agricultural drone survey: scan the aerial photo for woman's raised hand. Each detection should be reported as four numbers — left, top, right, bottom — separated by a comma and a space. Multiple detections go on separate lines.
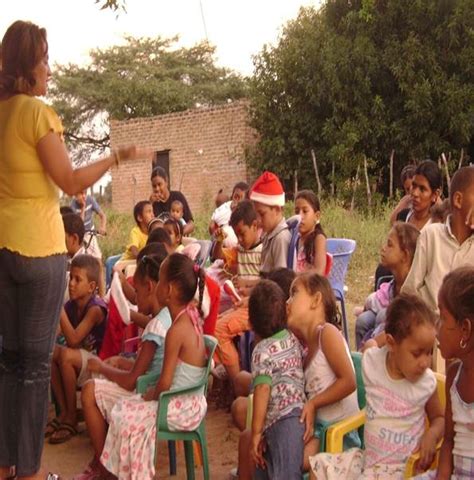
115, 145, 154, 163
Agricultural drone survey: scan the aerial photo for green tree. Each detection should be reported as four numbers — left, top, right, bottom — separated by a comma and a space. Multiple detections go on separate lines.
249, 0, 474, 198
50, 36, 247, 159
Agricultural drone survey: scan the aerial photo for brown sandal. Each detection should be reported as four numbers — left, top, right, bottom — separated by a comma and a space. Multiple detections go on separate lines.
44, 418, 60, 438
48, 422, 78, 444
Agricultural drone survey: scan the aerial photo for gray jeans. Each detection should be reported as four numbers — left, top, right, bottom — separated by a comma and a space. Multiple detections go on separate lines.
0, 249, 66, 476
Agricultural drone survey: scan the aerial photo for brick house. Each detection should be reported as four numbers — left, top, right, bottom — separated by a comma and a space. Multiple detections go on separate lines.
109, 100, 257, 215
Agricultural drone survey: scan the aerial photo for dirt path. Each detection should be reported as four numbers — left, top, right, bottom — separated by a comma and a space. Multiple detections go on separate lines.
42, 403, 239, 480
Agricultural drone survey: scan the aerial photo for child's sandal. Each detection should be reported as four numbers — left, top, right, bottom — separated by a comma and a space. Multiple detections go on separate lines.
44, 418, 60, 438
48, 422, 78, 444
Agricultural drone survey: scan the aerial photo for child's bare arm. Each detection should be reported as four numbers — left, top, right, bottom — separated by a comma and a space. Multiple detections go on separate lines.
60, 305, 105, 348
417, 381, 445, 472
143, 325, 181, 400
436, 364, 457, 479
88, 341, 157, 391
311, 234, 327, 276
114, 268, 136, 304
307, 324, 357, 411
251, 384, 270, 469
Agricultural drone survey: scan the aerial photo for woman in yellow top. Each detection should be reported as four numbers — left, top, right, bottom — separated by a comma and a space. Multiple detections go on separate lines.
0, 21, 148, 480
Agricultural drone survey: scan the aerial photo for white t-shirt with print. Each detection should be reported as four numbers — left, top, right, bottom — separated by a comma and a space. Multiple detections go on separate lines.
362, 346, 436, 474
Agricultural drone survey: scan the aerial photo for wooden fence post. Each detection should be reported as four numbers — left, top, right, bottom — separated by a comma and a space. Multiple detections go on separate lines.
389, 150, 395, 199
363, 156, 372, 208
350, 163, 360, 212
311, 149, 322, 196
441, 152, 451, 189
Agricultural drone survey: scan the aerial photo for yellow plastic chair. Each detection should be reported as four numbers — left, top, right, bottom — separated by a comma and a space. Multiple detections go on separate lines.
325, 372, 446, 478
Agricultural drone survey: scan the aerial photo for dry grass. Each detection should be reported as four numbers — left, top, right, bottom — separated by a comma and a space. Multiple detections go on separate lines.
98, 201, 391, 349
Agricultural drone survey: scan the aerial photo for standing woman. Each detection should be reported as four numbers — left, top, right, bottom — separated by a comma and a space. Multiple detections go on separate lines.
0, 21, 147, 479
150, 166, 195, 235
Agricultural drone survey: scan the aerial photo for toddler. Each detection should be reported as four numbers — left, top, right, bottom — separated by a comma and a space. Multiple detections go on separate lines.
309, 293, 444, 479
170, 199, 186, 227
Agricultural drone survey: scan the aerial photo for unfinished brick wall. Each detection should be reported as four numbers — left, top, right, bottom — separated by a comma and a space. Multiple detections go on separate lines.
110, 100, 257, 215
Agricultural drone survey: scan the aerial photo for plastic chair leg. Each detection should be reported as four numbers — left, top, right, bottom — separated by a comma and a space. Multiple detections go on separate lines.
339, 297, 349, 344
167, 440, 177, 476
184, 440, 195, 480
197, 425, 210, 480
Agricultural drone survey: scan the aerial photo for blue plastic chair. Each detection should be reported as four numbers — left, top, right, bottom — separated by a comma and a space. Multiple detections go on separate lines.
326, 238, 356, 343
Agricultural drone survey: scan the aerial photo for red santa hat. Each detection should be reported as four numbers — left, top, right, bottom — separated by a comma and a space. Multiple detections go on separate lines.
249, 171, 285, 207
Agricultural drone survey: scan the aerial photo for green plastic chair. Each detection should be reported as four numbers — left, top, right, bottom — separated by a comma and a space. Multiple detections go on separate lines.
137, 334, 217, 480
302, 351, 365, 479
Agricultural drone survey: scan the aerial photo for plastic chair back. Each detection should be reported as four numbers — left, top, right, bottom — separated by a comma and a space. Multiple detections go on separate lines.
326, 238, 356, 293
350, 351, 366, 409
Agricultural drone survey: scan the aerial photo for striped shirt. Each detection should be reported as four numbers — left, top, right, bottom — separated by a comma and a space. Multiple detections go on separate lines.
236, 242, 262, 281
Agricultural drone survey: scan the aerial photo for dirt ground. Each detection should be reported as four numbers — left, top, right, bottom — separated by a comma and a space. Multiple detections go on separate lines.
42, 304, 358, 480
42, 401, 240, 480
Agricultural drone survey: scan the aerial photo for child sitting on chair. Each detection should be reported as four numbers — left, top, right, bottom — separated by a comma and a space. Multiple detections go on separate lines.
308, 294, 444, 479
100, 253, 209, 480
436, 267, 474, 480
355, 222, 420, 350
48, 254, 107, 444
214, 200, 262, 380
75, 248, 171, 479
291, 190, 328, 274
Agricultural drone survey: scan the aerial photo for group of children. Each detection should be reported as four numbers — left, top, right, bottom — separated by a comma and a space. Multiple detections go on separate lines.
46, 164, 474, 480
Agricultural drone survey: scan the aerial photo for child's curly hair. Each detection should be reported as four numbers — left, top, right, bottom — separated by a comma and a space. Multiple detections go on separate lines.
385, 293, 436, 342
249, 280, 287, 339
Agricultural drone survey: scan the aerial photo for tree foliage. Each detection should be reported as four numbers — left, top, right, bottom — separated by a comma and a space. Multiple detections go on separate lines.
248, 0, 474, 197
50, 36, 247, 159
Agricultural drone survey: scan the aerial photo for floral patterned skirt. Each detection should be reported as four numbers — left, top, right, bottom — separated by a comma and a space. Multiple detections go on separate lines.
101, 393, 207, 480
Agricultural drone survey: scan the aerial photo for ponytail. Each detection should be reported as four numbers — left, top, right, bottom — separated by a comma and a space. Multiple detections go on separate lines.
302, 224, 325, 265
194, 264, 206, 318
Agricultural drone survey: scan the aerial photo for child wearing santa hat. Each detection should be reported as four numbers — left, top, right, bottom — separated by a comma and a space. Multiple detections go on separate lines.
214, 171, 291, 384
249, 171, 291, 273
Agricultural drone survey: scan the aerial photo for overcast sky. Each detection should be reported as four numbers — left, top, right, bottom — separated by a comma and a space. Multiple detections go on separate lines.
2, 0, 321, 75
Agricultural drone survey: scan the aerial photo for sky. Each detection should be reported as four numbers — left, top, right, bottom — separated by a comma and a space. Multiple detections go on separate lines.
2, 0, 322, 76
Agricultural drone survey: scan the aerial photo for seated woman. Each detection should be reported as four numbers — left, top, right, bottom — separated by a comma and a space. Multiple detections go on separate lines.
150, 166, 195, 235
375, 159, 442, 288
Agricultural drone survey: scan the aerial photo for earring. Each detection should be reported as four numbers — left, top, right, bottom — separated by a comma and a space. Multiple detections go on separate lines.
460, 338, 468, 349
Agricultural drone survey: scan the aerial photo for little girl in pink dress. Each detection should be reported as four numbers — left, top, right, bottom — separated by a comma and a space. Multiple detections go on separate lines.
101, 253, 210, 480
